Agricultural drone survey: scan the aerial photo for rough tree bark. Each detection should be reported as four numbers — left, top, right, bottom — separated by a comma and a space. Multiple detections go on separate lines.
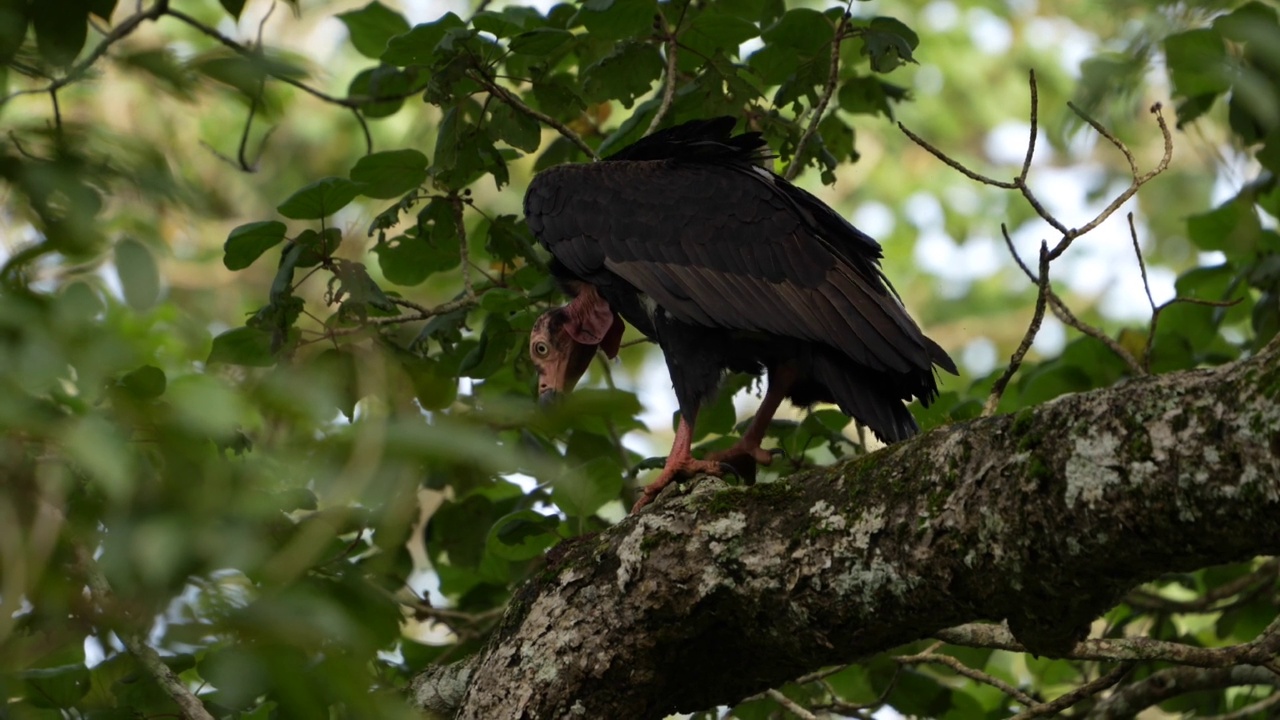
412, 343, 1280, 720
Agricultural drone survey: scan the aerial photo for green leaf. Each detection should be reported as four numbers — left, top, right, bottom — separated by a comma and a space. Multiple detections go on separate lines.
1259, 129, 1280, 175
862, 17, 919, 72
486, 510, 560, 561
472, 11, 523, 38
350, 149, 428, 199
334, 260, 396, 318
490, 103, 542, 153
277, 177, 364, 219
338, 1, 411, 59
119, 365, 166, 400
31, 0, 88, 67
1187, 196, 1262, 259
479, 288, 529, 313
20, 664, 91, 709
762, 8, 832, 56
483, 214, 539, 264
294, 227, 344, 267
375, 234, 450, 286
531, 74, 587, 121
88, 0, 116, 20
687, 13, 759, 52
403, 356, 458, 410
555, 456, 623, 517
509, 27, 575, 55
208, 327, 277, 367
574, 0, 657, 42
224, 221, 287, 271
748, 44, 803, 85
581, 41, 664, 108
839, 75, 909, 117
348, 65, 411, 118
115, 238, 160, 312
219, 0, 246, 20
1164, 28, 1230, 99
199, 647, 270, 711
0, 0, 31, 66
381, 13, 465, 66
459, 314, 516, 379
118, 48, 197, 98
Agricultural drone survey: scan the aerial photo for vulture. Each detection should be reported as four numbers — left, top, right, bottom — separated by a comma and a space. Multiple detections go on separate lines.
524, 117, 956, 512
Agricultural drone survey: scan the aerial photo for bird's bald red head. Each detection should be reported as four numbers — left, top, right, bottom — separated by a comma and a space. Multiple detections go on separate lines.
530, 290, 624, 402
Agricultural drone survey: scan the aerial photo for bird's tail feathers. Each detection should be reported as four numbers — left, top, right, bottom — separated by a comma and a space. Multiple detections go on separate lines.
810, 353, 921, 444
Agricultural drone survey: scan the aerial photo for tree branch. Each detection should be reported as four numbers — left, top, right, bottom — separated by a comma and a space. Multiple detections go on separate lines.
74, 545, 215, 720
1088, 665, 1280, 720
434, 343, 1280, 719
467, 70, 599, 160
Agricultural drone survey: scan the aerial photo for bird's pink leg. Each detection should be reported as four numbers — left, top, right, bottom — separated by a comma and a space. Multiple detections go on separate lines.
705, 368, 796, 480
632, 416, 724, 513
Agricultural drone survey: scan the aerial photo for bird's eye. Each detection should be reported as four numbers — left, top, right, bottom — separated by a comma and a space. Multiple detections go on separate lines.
534, 341, 550, 357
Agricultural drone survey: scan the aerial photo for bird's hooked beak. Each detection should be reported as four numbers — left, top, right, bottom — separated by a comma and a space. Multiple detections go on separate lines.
530, 310, 599, 407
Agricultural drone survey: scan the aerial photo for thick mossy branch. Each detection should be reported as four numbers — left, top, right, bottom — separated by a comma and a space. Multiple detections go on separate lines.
439, 346, 1280, 720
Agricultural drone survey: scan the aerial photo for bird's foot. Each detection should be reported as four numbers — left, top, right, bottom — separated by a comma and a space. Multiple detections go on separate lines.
631, 458, 728, 513
704, 443, 780, 485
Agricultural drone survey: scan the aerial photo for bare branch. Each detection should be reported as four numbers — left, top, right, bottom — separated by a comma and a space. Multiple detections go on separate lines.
1000, 186, 1145, 376
984, 238, 1049, 415
1012, 663, 1133, 720
74, 545, 215, 720
450, 195, 475, 299
766, 689, 819, 720
937, 616, 1280, 668
643, 7, 679, 137
1049, 293, 1145, 374
1017, 69, 1039, 183
1088, 665, 1280, 720
1046, 103, 1173, 262
898, 650, 1038, 708
468, 70, 600, 160
786, 8, 849, 181
1126, 559, 1279, 613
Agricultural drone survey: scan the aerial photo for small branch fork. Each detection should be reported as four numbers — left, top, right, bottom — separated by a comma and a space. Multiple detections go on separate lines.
899, 70, 1177, 413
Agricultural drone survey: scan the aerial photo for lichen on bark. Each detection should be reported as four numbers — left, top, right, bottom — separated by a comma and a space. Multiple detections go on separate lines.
441, 346, 1280, 720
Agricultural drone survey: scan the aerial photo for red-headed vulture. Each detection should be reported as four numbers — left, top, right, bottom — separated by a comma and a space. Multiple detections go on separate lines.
525, 117, 956, 512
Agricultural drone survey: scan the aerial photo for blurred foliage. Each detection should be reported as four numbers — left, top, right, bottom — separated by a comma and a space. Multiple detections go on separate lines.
0, 0, 1277, 717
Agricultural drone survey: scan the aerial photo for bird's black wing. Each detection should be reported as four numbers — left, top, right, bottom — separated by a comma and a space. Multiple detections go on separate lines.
525, 158, 955, 391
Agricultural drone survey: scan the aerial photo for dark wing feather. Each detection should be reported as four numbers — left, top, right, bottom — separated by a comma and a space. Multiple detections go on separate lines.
526, 159, 945, 382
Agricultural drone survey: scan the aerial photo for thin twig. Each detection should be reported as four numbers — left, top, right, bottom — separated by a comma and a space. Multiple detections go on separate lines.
937, 616, 1280, 667
643, 7, 679, 136
1002, 208, 1145, 375
1046, 103, 1173, 262
1010, 663, 1133, 720
898, 650, 1038, 708
898, 122, 1018, 188
73, 545, 216, 720
1017, 69, 1039, 182
766, 688, 819, 720
984, 238, 1050, 415
468, 70, 599, 160
450, 195, 475, 299
786, 6, 849, 182
1126, 559, 1280, 613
